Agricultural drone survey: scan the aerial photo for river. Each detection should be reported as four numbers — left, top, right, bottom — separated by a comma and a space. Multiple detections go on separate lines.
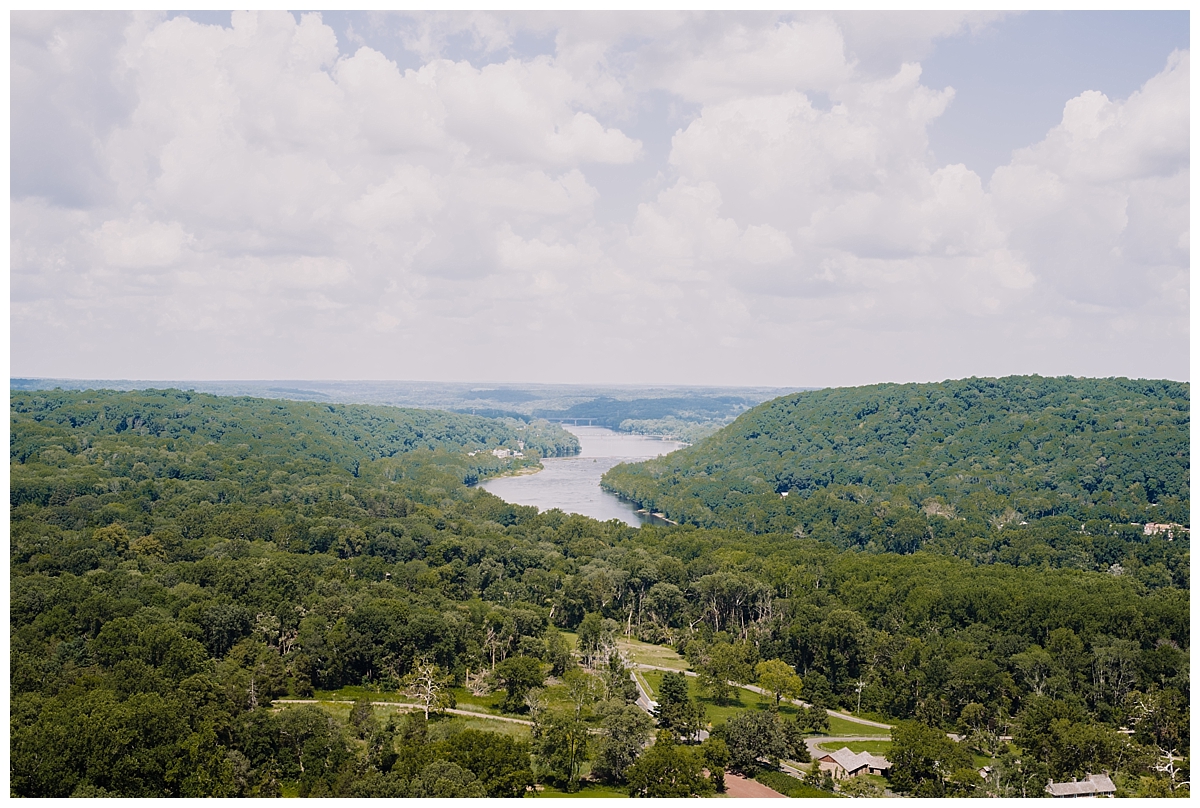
477, 425, 685, 527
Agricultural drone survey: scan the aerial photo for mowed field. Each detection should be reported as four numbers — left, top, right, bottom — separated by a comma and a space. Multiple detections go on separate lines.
616, 635, 690, 670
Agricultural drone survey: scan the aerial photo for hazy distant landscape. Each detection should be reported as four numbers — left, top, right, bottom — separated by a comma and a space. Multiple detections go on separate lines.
11, 378, 801, 443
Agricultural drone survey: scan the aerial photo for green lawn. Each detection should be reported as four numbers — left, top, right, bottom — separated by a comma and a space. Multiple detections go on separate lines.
616, 636, 689, 670
641, 670, 806, 727
817, 740, 892, 756
973, 752, 997, 771
825, 713, 892, 737
861, 773, 890, 791
447, 686, 508, 716
275, 699, 354, 721
427, 713, 531, 740
312, 685, 390, 703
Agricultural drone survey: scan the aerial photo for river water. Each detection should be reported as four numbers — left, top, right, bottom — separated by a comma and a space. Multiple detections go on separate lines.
477, 426, 685, 527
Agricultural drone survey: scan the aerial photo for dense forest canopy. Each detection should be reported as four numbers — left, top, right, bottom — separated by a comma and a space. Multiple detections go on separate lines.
12, 388, 579, 491
9, 387, 1189, 797
602, 376, 1189, 583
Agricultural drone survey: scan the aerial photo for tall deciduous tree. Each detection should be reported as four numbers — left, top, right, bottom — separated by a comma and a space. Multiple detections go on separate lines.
534, 712, 591, 792
625, 733, 714, 798
755, 659, 804, 708
699, 641, 753, 706
494, 656, 545, 714
592, 705, 653, 784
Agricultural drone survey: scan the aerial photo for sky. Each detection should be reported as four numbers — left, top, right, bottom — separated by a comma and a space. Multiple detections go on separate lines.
10, 11, 1190, 387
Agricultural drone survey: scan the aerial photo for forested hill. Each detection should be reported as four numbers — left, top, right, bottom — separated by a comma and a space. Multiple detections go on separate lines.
11, 389, 579, 490
603, 376, 1189, 580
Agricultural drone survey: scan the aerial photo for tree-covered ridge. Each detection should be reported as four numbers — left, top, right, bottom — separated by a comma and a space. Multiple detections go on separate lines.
12, 388, 578, 492
10, 389, 1189, 797
602, 376, 1189, 579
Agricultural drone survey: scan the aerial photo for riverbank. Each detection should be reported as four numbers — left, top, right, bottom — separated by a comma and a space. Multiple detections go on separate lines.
478, 463, 544, 481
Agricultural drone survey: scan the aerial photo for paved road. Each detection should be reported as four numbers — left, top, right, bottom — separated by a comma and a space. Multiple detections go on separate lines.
724, 772, 786, 798
629, 669, 709, 741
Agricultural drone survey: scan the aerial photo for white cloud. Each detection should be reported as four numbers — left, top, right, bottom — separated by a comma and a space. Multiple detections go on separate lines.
92, 218, 193, 268
9, 11, 1188, 385
990, 50, 1189, 309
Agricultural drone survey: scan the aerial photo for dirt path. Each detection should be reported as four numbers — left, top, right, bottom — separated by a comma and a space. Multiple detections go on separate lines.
272, 698, 535, 726
723, 773, 787, 798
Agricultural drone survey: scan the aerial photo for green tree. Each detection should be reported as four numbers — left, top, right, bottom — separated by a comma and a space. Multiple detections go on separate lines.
348, 697, 378, 738
592, 704, 653, 784
625, 733, 714, 797
699, 641, 752, 706
889, 719, 974, 797
576, 612, 618, 667
717, 710, 788, 775
408, 760, 485, 798
494, 656, 545, 714
700, 737, 730, 793
544, 626, 575, 677
755, 658, 804, 708
658, 670, 690, 707
563, 668, 601, 719
654, 671, 706, 742
534, 712, 591, 792
795, 704, 830, 734
439, 730, 534, 798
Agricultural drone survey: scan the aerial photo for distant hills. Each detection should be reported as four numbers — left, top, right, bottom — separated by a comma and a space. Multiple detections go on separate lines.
11, 379, 805, 441
10, 388, 579, 498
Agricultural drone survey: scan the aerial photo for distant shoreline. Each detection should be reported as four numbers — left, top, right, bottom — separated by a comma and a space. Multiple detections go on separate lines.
475, 464, 544, 485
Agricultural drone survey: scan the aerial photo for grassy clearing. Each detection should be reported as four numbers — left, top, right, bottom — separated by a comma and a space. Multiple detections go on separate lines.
312, 685, 389, 703
973, 753, 998, 770
825, 713, 891, 737
447, 686, 508, 715
641, 670, 805, 727
427, 713, 532, 740
817, 740, 892, 756
616, 636, 689, 670
274, 699, 354, 722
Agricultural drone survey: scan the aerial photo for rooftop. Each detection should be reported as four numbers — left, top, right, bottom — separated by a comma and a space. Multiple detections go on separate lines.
1045, 773, 1116, 797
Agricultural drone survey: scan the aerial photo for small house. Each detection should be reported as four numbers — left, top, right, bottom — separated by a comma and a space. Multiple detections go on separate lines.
1143, 523, 1187, 540
1045, 773, 1116, 798
816, 747, 891, 780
